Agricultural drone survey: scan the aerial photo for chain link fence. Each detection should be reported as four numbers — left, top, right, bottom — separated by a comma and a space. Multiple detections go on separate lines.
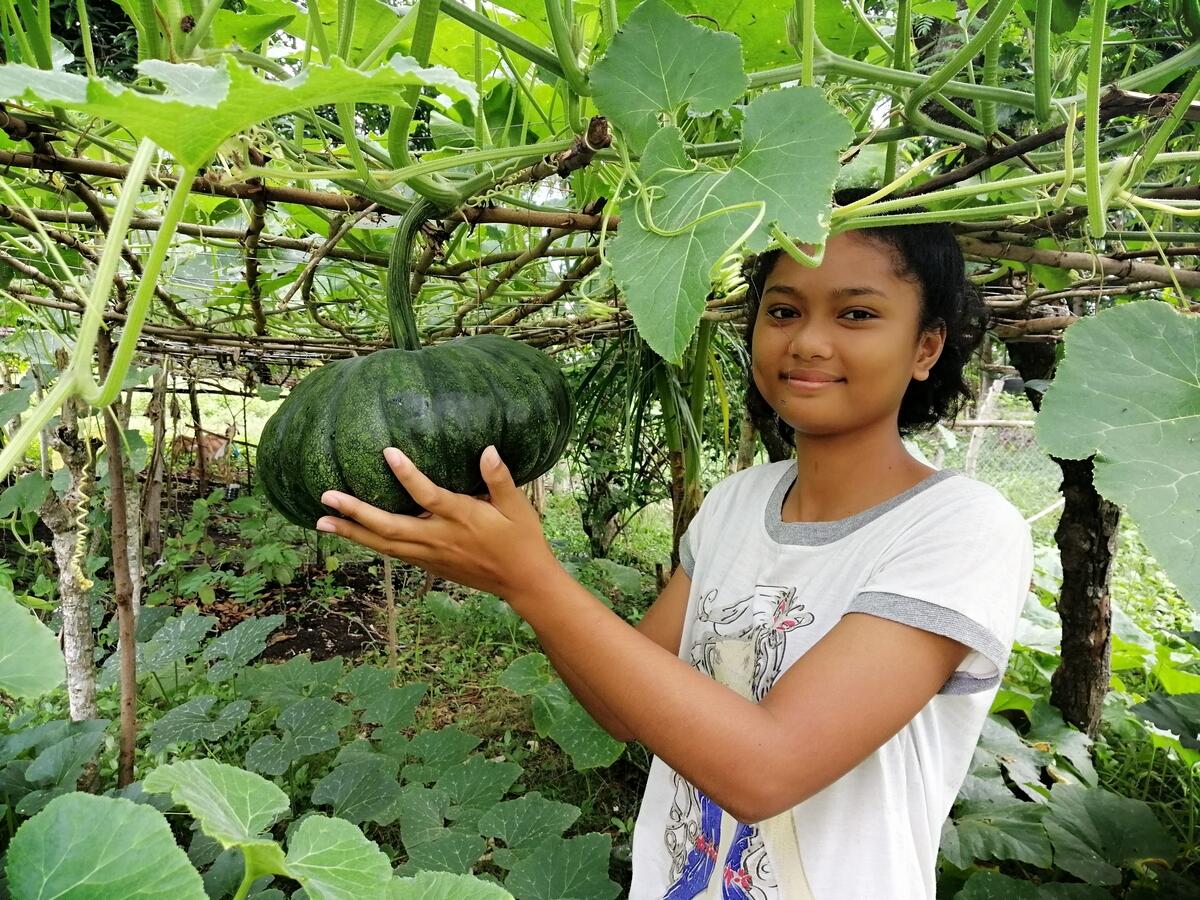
911, 381, 1063, 540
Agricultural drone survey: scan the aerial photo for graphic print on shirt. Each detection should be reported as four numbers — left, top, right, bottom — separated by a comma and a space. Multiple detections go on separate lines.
660, 584, 818, 899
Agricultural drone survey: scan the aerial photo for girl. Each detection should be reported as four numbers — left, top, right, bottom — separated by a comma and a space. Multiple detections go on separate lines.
313, 191, 1035, 899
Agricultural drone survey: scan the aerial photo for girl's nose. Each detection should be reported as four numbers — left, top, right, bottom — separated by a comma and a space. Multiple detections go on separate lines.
787, 318, 835, 359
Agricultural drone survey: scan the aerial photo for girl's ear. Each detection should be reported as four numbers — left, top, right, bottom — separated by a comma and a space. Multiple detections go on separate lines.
912, 323, 946, 382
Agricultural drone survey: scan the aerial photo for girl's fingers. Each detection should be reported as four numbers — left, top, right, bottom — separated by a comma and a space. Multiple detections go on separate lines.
478, 446, 524, 517
316, 514, 425, 563
384, 447, 456, 515
318, 491, 415, 540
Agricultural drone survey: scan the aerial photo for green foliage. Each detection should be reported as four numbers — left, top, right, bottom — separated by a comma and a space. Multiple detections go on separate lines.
499, 653, 625, 770
0, 56, 475, 170
0, 589, 63, 699
1036, 301, 1200, 609
591, 0, 748, 153
6, 793, 207, 899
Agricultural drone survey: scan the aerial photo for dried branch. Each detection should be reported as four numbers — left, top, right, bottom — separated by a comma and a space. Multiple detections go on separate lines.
449, 228, 573, 332
958, 237, 1200, 288
244, 193, 269, 335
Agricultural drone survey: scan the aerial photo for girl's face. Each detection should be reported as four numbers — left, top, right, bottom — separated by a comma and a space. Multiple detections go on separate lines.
751, 232, 945, 438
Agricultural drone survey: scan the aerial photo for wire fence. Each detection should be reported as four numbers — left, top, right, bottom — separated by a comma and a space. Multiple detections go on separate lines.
912, 385, 1064, 540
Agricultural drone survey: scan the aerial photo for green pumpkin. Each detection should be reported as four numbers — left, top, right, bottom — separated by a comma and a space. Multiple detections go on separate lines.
256, 200, 574, 529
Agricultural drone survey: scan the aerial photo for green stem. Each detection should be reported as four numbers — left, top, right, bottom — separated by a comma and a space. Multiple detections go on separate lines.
338, 0, 357, 60
599, 0, 618, 40
1103, 40, 1200, 96
374, 138, 572, 188
387, 0, 441, 167
979, 27, 1000, 136
1127, 67, 1200, 186
545, 0, 591, 95
359, 3, 419, 68
903, 0, 1017, 122
1033, 0, 1053, 122
306, 0, 332, 60
0, 0, 37, 67
799, 0, 815, 86
847, 0, 892, 54
751, 54, 1035, 111
134, 0, 160, 59
336, 103, 372, 181
75, 0, 97, 75
89, 163, 199, 408
387, 198, 440, 350
15, 0, 51, 67
474, 0, 486, 156
834, 198, 1063, 231
1085, 0, 1109, 238
180, 0, 224, 57
438, 0, 565, 78
68, 139, 157, 385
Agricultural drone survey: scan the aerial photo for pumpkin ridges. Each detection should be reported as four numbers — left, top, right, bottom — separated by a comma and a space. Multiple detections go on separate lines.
311, 355, 371, 518
280, 359, 351, 526
260, 362, 337, 527
335, 352, 418, 514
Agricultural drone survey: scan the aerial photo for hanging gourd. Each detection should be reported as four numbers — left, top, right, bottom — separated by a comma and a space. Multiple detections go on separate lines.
256, 200, 575, 529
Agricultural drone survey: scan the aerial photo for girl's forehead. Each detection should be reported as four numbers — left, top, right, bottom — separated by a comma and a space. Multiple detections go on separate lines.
765, 233, 910, 295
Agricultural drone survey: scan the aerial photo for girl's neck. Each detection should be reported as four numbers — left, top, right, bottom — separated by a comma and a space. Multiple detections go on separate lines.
782, 424, 936, 524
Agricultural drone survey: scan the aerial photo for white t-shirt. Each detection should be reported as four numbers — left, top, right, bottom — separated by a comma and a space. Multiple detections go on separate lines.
629, 460, 1034, 900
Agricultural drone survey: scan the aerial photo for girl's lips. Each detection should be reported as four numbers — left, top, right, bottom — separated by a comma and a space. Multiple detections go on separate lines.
777, 374, 844, 391
784, 376, 844, 392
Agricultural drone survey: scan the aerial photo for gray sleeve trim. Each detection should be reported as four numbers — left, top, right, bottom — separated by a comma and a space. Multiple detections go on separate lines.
847, 591, 1009, 696
679, 536, 695, 578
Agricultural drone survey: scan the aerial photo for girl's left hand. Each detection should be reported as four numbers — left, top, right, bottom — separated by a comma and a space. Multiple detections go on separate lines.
315, 445, 558, 598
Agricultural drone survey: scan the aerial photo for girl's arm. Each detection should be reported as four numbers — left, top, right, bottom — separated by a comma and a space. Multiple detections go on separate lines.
540, 567, 692, 743
317, 448, 970, 823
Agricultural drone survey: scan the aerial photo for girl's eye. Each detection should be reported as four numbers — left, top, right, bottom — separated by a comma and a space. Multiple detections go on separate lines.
766, 306, 799, 320
842, 309, 875, 322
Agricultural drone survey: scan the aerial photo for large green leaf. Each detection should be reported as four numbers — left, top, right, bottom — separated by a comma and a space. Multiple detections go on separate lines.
400, 826, 485, 874
246, 696, 353, 774
142, 759, 290, 848
311, 757, 406, 825
5, 793, 207, 899
1042, 784, 1178, 884
1131, 692, 1200, 750
615, 0, 875, 67
389, 870, 513, 899
201, 614, 286, 682
0, 471, 49, 517
607, 87, 852, 361
503, 833, 621, 900
591, 0, 748, 152
1036, 301, 1200, 608
499, 654, 624, 770
0, 593, 63, 699
238, 654, 345, 709
940, 798, 1052, 869
283, 815, 393, 900
402, 726, 482, 782
0, 55, 475, 168
148, 697, 252, 754
479, 792, 581, 869
955, 871, 1112, 899
435, 755, 522, 822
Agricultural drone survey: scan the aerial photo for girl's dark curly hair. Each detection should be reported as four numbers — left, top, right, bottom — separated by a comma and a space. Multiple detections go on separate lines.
745, 187, 990, 442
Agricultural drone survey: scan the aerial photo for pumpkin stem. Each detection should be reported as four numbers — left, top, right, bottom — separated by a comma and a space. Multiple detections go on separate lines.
387, 197, 439, 351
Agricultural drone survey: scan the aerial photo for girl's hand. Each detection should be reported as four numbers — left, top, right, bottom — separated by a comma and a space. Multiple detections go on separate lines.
315, 445, 559, 598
